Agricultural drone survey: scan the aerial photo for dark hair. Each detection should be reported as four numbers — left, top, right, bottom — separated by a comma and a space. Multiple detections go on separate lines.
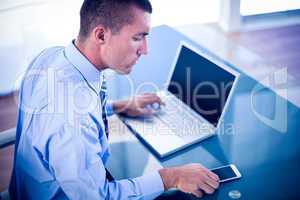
79, 0, 152, 38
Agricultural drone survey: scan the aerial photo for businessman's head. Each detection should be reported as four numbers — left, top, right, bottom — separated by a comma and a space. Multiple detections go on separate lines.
77, 0, 152, 74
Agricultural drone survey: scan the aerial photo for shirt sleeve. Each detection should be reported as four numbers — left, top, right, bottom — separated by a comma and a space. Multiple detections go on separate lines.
106, 101, 115, 117
46, 120, 164, 200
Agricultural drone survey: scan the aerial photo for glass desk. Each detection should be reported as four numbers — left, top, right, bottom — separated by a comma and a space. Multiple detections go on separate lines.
107, 73, 300, 199
106, 25, 300, 199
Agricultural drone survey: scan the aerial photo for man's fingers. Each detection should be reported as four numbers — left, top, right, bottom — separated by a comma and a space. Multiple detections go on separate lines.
138, 107, 154, 116
198, 181, 215, 194
192, 189, 203, 198
143, 94, 160, 102
142, 96, 164, 106
140, 93, 164, 104
207, 170, 220, 182
205, 174, 219, 189
141, 92, 154, 95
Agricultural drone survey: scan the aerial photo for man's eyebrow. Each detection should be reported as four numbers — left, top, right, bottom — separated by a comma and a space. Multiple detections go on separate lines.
134, 32, 149, 37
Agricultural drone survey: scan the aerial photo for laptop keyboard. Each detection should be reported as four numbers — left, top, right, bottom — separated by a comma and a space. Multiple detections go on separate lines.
154, 95, 211, 137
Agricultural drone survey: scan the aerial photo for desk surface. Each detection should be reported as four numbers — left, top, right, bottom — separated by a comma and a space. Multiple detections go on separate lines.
106, 72, 300, 199
106, 25, 300, 199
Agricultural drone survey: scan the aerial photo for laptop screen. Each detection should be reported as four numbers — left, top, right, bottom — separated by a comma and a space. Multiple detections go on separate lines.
167, 44, 236, 126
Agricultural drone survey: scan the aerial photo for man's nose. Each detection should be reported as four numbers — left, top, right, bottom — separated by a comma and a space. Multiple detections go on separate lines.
138, 39, 148, 55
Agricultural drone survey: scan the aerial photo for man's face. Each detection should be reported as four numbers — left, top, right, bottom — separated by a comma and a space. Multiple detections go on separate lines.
102, 7, 151, 74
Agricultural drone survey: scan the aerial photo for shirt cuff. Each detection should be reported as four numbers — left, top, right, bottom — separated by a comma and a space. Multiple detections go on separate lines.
106, 101, 115, 117
134, 171, 164, 200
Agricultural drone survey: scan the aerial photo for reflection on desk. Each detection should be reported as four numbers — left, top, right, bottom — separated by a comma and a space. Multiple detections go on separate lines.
106, 73, 300, 199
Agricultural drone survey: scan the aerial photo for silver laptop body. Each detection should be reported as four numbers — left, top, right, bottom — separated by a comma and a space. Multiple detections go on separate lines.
121, 41, 240, 158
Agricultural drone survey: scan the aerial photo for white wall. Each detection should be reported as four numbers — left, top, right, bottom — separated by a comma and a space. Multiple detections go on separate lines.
0, 0, 82, 95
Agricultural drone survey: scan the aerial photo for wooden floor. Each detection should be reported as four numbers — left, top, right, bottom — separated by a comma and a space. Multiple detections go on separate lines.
0, 145, 14, 192
0, 93, 18, 192
0, 92, 18, 132
1, 24, 300, 192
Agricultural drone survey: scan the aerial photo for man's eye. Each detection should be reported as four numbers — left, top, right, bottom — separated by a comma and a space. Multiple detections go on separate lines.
133, 36, 143, 41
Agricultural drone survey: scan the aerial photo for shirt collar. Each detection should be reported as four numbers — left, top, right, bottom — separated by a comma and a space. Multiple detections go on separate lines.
64, 40, 102, 94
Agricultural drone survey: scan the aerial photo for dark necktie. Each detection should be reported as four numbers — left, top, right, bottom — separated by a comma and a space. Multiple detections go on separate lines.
100, 75, 109, 138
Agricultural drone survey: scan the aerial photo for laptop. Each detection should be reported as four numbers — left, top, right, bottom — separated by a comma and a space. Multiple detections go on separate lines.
121, 41, 239, 158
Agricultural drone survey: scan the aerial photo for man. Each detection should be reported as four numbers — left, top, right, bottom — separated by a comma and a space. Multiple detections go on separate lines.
10, 0, 219, 199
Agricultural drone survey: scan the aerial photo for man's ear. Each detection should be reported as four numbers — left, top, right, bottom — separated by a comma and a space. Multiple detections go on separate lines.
93, 26, 109, 44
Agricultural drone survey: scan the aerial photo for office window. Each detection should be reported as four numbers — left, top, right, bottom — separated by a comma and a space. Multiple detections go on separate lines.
151, 0, 220, 26
241, 0, 300, 16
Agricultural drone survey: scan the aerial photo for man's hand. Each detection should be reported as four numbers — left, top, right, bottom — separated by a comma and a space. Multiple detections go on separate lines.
159, 163, 220, 198
112, 93, 164, 117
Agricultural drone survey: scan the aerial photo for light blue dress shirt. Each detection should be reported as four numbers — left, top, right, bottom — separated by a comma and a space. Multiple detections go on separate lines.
9, 41, 164, 199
